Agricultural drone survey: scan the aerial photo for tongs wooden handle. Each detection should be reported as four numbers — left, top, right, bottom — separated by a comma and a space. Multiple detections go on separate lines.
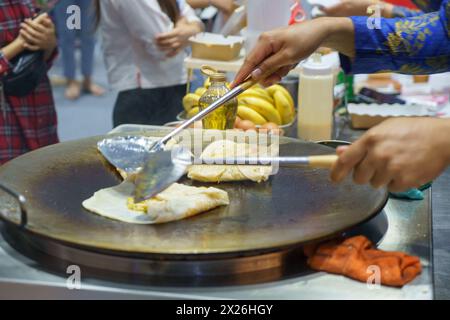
308, 155, 339, 169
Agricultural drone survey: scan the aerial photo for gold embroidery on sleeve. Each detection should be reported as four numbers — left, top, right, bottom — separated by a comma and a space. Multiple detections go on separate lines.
384, 13, 440, 56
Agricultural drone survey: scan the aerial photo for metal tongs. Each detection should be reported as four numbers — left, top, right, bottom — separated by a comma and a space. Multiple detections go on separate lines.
133, 146, 338, 202
133, 67, 257, 202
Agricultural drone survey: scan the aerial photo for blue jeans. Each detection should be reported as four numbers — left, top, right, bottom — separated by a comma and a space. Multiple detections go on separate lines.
53, 0, 96, 79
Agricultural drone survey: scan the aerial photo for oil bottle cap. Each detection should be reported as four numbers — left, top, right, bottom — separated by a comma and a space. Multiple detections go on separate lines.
301, 53, 333, 76
201, 65, 227, 82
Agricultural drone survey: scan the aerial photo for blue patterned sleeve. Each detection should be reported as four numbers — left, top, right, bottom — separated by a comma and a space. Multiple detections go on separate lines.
341, 0, 450, 75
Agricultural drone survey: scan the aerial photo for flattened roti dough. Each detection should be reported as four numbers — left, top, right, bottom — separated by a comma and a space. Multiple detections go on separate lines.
83, 182, 229, 224
188, 140, 275, 183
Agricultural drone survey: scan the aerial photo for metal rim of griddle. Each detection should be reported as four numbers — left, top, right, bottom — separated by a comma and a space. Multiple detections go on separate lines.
0, 209, 389, 286
0, 221, 310, 286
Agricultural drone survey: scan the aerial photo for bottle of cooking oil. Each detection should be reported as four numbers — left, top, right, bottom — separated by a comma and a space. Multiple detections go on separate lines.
199, 67, 238, 130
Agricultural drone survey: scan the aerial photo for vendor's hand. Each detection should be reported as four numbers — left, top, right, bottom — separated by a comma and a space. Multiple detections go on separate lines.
321, 0, 394, 18
19, 13, 57, 52
331, 118, 450, 192
232, 17, 354, 88
155, 23, 201, 58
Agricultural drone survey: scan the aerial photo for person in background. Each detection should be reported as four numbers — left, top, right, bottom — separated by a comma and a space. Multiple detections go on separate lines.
187, 0, 238, 32
54, 0, 105, 100
95, 0, 203, 126
0, 3, 58, 165
233, 0, 450, 192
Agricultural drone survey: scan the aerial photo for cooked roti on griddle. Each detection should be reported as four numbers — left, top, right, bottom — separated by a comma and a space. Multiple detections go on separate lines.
188, 140, 275, 183
82, 182, 229, 224
86, 137, 274, 224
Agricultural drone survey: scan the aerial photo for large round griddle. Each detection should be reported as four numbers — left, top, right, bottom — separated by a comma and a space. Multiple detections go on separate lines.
0, 133, 388, 259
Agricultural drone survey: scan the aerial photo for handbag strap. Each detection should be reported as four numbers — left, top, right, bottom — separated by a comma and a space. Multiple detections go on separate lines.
0, 84, 7, 125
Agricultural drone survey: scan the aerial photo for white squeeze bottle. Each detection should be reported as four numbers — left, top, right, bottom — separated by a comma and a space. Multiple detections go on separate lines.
298, 53, 335, 141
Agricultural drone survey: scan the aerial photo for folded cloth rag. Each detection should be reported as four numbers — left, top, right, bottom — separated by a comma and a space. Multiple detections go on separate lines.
390, 189, 425, 200
304, 235, 422, 287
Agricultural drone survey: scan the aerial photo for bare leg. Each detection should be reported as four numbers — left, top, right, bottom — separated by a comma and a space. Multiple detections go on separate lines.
65, 79, 81, 100
82, 77, 105, 96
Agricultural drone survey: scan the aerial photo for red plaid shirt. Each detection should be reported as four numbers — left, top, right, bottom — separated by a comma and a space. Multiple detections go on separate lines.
0, 0, 58, 165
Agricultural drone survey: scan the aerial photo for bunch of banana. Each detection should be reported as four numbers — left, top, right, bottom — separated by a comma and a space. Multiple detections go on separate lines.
182, 80, 296, 126
182, 93, 201, 119
237, 85, 295, 126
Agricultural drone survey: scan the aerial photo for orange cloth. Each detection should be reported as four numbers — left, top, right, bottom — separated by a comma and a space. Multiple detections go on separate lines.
304, 235, 422, 287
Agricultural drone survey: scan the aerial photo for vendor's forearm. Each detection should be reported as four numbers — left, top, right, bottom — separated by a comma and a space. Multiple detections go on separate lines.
441, 119, 450, 166
380, 2, 395, 18
321, 17, 355, 58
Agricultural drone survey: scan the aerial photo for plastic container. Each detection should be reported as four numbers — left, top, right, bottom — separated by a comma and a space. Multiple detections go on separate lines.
190, 33, 244, 61
297, 54, 335, 141
348, 103, 431, 129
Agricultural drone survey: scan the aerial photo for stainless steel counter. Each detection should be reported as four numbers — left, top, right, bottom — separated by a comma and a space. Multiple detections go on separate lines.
0, 191, 433, 300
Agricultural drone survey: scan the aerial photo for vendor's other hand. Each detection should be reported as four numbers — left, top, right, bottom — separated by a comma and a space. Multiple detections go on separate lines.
331, 118, 450, 192
232, 17, 354, 88
321, 0, 394, 18
20, 13, 57, 52
232, 21, 328, 87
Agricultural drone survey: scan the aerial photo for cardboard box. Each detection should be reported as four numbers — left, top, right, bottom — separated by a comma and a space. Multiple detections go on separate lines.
348, 103, 431, 129
190, 33, 244, 61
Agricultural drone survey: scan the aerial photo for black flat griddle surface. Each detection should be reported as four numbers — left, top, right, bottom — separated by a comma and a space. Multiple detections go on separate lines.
0, 134, 387, 256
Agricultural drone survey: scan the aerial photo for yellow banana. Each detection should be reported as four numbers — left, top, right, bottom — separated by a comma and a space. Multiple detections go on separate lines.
267, 85, 295, 114
274, 91, 294, 125
186, 106, 200, 119
194, 87, 207, 97
182, 93, 200, 112
239, 89, 274, 105
254, 87, 273, 100
239, 96, 282, 125
237, 106, 267, 125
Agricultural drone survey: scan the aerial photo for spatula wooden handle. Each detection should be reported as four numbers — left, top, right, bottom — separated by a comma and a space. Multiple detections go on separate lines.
308, 155, 339, 169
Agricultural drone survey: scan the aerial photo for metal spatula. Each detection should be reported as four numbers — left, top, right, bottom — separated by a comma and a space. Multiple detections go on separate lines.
133, 146, 338, 202
133, 77, 256, 202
